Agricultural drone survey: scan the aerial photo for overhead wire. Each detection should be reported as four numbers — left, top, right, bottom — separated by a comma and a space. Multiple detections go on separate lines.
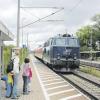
20, 0, 82, 28
20, 6, 64, 9
22, 8, 64, 23
67, 0, 83, 14
20, 8, 64, 28
22, 8, 40, 19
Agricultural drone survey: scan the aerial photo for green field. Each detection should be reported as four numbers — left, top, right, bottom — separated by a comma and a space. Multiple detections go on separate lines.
80, 66, 100, 78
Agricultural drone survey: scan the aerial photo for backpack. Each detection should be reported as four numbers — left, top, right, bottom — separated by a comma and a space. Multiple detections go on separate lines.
6, 59, 14, 73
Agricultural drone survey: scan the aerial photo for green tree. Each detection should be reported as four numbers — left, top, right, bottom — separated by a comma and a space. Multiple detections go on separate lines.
76, 25, 93, 51
76, 14, 100, 51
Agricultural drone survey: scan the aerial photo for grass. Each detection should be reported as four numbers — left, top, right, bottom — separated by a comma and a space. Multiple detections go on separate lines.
80, 66, 100, 78
19, 48, 28, 65
3, 46, 14, 73
3, 46, 13, 66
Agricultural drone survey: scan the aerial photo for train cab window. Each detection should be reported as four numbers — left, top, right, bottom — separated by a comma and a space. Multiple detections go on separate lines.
44, 41, 50, 47
68, 38, 79, 47
44, 42, 47, 47
53, 38, 66, 45
46, 41, 50, 47
51, 39, 53, 45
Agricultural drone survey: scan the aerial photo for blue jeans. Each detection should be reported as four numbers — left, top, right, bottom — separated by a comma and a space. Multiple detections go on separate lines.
12, 73, 19, 97
23, 76, 28, 94
6, 83, 12, 97
1, 75, 7, 88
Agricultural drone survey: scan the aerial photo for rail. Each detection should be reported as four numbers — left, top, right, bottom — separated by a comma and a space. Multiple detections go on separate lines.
59, 73, 100, 100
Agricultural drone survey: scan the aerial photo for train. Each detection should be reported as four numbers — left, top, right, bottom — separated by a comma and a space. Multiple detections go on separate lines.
34, 34, 80, 72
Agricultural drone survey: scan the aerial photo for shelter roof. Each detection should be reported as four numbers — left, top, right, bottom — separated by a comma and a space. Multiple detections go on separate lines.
0, 21, 14, 41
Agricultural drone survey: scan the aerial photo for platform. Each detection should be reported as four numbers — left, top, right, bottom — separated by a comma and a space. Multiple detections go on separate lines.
80, 59, 100, 68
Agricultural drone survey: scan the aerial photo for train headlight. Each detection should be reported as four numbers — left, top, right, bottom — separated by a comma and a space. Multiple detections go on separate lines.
57, 53, 60, 60
74, 54, 77, 60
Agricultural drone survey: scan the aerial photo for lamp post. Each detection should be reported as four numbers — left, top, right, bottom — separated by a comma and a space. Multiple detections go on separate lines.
90, 28, 93, 60
27, 33, 29, 54
17, 0, 20, 47
21, 18, 26, 61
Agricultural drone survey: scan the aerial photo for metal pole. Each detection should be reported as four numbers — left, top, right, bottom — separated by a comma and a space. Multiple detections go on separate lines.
27, 33, 29, 54
17, 0, 20, 47
0, 39, 3, 100
21, 19, 23, 60
1, 46, 4, 74
0, 46, 1, 99
90, 29, 93, 60
27, 33, 28, 48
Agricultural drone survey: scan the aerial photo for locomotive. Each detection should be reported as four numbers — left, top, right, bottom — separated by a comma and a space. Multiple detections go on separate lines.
34, 34, 80, 72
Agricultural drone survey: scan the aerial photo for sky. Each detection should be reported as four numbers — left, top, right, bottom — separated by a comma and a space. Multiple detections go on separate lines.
0, 0, 100, 50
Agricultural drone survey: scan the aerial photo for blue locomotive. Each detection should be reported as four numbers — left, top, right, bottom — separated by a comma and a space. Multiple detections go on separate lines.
34, 34, 80, 72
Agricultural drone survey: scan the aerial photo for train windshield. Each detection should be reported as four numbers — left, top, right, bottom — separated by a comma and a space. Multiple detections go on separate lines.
52, 38, 79, 47
68, 38, 79, 47
53, 38, 66, 45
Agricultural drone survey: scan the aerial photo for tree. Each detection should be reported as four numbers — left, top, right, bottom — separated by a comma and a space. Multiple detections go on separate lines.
76, 14, 100, 51
76, 25, 93, 51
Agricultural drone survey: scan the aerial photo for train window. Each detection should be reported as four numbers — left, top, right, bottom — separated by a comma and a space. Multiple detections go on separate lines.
44, 42, 47, 47
51, 39, 54, 45
53, 38, 66, 45
52, 38, 79, 47
68, 38, 79, 46
46, 41, 50, 46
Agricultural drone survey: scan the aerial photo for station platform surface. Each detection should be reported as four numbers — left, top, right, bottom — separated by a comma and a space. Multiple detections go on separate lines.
1, 55, 45, 100
80, 59, 100, 68
1, 54, 90, 100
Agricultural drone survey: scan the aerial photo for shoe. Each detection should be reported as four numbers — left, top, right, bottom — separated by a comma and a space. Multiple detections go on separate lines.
11, 97, 18, 99
5, 96, 10, 98
23, 92, 29, 95
17, 95, 20, 97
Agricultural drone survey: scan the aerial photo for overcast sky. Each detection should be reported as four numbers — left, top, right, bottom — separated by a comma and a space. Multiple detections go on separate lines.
0, 0, 100, 50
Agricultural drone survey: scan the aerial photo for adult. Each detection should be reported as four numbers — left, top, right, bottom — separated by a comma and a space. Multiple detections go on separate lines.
11, 51, 20, 99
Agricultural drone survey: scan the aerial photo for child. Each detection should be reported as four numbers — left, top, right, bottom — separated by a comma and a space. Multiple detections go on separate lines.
28, 67, 32, 92
5, 72, 13, 98
22, 58, 30, 95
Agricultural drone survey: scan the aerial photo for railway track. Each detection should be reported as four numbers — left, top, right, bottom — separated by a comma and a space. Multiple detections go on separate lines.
59, 72, 100, 100
73, 70, 100, 86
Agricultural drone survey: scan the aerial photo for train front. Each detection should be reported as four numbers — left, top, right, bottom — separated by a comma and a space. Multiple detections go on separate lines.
50, 36, 80, 72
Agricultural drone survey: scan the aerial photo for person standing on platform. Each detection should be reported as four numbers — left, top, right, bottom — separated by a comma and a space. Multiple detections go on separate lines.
11, 52, 20, 99
22, 58, 30, 95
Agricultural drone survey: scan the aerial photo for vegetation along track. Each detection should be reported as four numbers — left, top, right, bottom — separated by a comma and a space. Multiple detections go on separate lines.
59, 72, 100, 100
